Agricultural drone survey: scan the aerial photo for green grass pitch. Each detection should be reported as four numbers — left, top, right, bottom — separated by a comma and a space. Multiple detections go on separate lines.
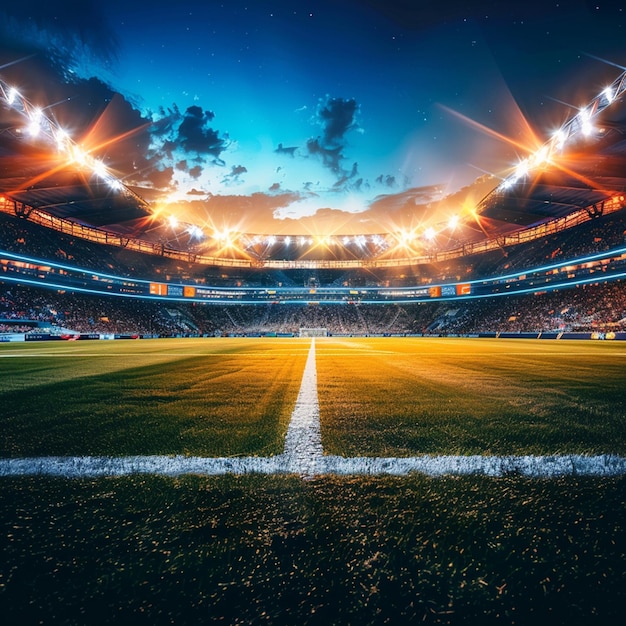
1, 336, 625, 624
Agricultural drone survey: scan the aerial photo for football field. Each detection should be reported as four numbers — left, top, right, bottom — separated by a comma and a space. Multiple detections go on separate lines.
1, 336, 625, 460
1, 337, 625, 624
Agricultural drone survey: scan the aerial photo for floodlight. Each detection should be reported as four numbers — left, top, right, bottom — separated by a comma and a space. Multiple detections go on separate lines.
579, 108, 594, 136
6, 87, 18, 105
448, 215, 459, 230
514, 159, 529, 180
54, 128, 70, 151
93, 160, 108, 178
168, 215, 179, 228
27, 107, 43, 137
284, 236, 291, 246
71, 145, 87, 166
553, 129, 567, 150
533, 145, 549, 165
602, 86, 614, 103
187, 224, 204, 240
424, 227, 436, 241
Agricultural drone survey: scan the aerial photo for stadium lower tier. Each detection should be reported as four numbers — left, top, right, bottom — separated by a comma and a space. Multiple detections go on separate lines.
2, 279, 625, 338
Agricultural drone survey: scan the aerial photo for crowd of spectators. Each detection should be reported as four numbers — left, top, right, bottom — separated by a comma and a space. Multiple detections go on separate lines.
1, 279, 625, 337
2, 204, 626, 337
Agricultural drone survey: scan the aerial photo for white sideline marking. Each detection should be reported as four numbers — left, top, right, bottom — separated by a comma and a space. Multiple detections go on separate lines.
1, 454, 625, 478
1, 338, 626, 479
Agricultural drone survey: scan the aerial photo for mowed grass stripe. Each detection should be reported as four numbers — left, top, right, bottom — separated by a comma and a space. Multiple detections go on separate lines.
0, 339, 308, 458
316, 337, 626, 456
0, 338, 311, 391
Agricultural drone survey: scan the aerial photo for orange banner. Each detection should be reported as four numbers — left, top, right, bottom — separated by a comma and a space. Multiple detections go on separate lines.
149, 283, 167, 296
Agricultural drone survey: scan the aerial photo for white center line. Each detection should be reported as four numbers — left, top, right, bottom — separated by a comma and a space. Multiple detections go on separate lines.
1, 337, 626, 478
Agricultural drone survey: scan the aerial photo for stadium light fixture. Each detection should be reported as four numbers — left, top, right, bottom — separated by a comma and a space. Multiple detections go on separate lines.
187, 224, 204, 240
70, 145, 88, 166
514, 158, 529, 180
6, 86, 19, 105
54, 128, 70, 152
284, 236, 291, 246
423, 227, 436, 241
552, 128, 567, 151
92, 159, 108, 179
168, 215, 179, 229
602, 86, 614, 103
532, 145, 550, 165
448, 214, 460, 230
27, 106, 43, 137
579, 108, 594, 136
267, 235, 276, 245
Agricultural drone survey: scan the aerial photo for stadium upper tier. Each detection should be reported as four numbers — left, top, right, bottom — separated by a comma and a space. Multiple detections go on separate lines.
2, 204, 626, 301
1, 70, 626, 267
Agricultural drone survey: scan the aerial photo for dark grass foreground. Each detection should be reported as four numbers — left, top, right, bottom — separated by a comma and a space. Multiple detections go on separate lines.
1, 474, 624, 625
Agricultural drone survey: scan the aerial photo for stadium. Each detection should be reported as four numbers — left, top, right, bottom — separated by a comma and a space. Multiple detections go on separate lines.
1, 5, 626, 625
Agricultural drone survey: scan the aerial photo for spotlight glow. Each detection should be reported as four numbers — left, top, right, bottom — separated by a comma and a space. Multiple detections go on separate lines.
6, 87, 18, 105
423, 227, 436, 241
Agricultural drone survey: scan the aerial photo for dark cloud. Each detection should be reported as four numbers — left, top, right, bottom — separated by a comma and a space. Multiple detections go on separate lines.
332, 162, 360, 190
189, 165, 203, 179
0, 4, 118, 78
306, 137, 343, 175
376, 174, 397, 188
178, 106, 226, 157
318, 97, 359, 146
275, 143, 298, 157
186, 188, 207, 197
307, 96, 360, 179
180, 191, 306, 233
144, 103, 230, 189
144, 166, 175, 191
269, 183, 281, 192
221, 164, 248, 185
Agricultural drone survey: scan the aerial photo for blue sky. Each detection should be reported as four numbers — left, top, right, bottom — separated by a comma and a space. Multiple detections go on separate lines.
1, 1, 625, 234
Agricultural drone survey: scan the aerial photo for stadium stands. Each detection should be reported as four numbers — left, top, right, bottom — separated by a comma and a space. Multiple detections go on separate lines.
2, 191, 626, 339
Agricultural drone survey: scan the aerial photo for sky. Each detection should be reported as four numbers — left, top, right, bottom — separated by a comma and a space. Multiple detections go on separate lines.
1, 0, 625, 235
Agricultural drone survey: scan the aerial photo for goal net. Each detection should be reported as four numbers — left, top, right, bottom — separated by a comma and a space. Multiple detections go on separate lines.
299, 327, 328, 337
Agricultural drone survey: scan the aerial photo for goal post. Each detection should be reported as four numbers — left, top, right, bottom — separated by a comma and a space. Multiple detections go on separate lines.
299, 327, 328, 337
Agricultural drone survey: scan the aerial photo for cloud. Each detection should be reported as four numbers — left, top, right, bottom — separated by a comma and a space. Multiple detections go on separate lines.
0, 4, 119, 79
307, 95, 360, 179
221, 164, 248, 185
318, 96, 359, 146
376, 174, 397, 188
177, 105, 228, 158
174, 191, 307, 232
275, 143, 298, 157
189, 165, 203, 179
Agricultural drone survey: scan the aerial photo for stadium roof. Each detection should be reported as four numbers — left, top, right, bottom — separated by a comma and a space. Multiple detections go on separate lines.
476, 72, 626, 228
0, 79, 151, 230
